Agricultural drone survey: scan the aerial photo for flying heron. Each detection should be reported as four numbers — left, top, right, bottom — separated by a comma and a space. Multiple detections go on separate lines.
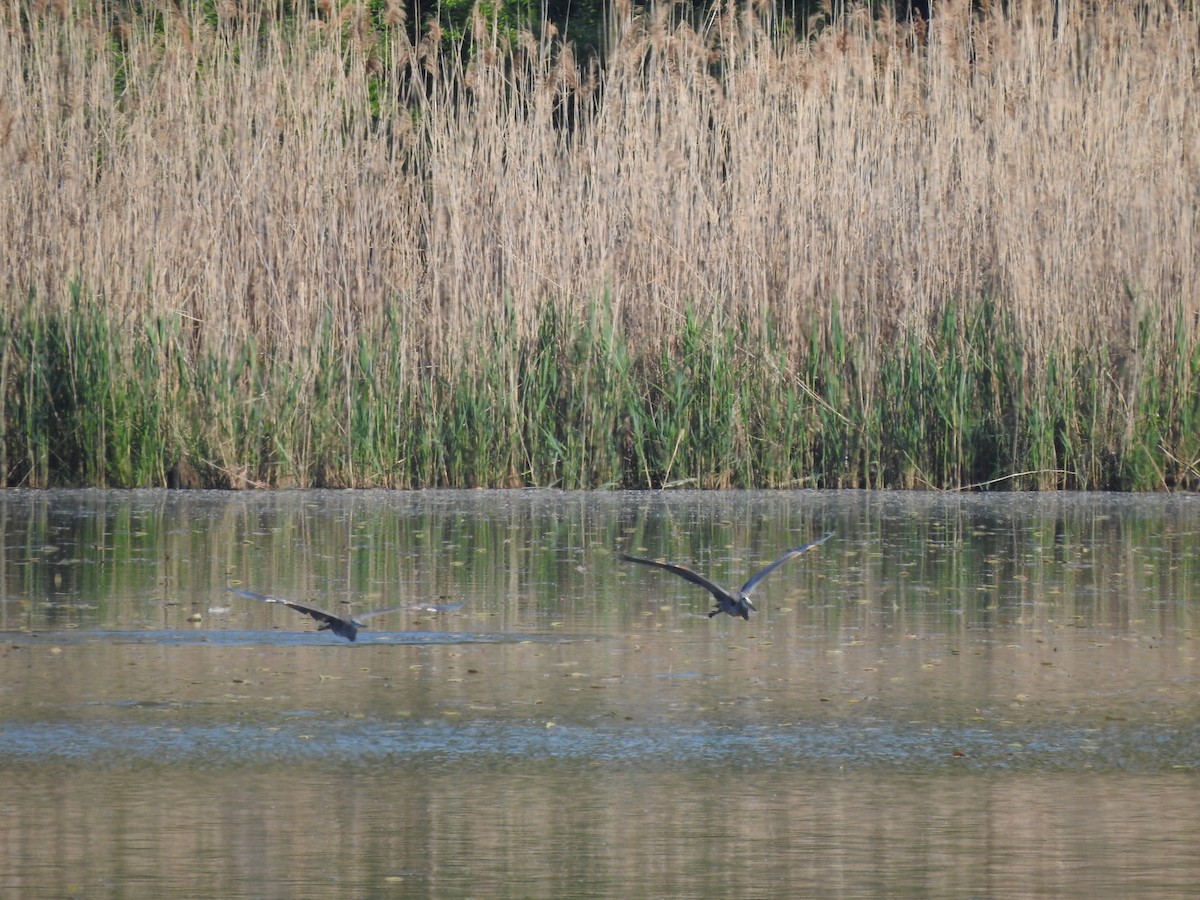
227, 587, 409, 642
619, 533, 833, 620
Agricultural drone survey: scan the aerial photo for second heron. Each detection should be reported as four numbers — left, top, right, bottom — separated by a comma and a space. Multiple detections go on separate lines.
620, 533, 833, 620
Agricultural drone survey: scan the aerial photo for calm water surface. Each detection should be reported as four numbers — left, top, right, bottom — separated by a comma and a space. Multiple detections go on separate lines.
0, 489, 1198, 898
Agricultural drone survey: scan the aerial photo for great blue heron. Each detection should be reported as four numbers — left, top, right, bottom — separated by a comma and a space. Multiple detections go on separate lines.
227, 587, 409, 642
619, 533, 833, 620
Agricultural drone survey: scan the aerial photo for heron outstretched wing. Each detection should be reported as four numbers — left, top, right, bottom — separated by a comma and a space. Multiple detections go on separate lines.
738, 533, 833, 595
226, 586, 324, 615
618, 554, 735, 605
406, 600, 468, 614
227, 587, 361, 640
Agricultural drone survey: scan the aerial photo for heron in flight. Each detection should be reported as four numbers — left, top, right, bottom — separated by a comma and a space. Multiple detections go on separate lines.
227, 587, 409, 641
619, 533, 832, 620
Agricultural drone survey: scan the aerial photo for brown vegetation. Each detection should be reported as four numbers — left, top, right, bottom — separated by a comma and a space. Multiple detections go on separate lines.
1, 1, 1198, 488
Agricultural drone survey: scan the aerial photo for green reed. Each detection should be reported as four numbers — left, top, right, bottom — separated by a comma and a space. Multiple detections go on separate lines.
7, 288, 1200, 490
3, 290, 166, 487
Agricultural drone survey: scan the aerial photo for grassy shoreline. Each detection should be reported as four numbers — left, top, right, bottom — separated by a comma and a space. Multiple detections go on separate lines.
6, 289, 1200, 490
3, 2, 1199, 489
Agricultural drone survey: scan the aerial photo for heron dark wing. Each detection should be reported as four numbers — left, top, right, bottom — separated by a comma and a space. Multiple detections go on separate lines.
276, 600, 361, 640
227, 587, 358, 640
276, 599, 346, 625
619, 554, 735, 604
738, 533, 834, 595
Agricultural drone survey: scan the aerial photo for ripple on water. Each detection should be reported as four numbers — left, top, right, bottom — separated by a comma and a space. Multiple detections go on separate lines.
1, 716, 1196, 775
1, 629, 590, 647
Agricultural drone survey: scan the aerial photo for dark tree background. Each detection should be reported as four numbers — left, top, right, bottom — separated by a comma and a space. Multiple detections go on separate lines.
395, 0, 933, 61
95, 1, 939, 64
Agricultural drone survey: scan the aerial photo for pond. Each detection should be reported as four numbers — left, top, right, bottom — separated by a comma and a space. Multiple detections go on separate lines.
1, 489, 1197, 898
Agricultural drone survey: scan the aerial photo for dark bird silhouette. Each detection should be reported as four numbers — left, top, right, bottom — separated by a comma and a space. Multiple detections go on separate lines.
620, 533, 833, 620
227, 587, 408, 641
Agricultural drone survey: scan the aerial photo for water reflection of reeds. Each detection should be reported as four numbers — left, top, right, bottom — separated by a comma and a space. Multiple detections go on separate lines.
1, 490, 1198, 638
3, 491, 1199, 895
2, 763, 1198, 897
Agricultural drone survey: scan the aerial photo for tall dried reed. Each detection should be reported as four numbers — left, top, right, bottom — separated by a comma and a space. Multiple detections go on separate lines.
1, 1, 1198, 488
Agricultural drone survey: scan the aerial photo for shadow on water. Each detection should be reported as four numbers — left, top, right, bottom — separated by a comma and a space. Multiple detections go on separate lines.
4, 628, 582, 647
1, 489, 1199, 897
